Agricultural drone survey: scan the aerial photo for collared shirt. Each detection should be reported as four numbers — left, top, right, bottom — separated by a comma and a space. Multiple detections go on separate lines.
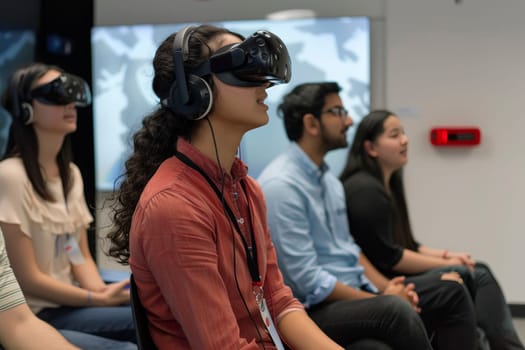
130, 138, 303, 350
258, 143, 377, 307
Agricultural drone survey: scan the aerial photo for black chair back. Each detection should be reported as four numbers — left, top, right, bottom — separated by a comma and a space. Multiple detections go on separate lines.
130, 274, 158, 350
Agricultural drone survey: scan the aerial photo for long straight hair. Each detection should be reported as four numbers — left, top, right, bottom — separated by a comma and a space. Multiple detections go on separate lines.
2, 63, 73, 202
340, 110, 417, 250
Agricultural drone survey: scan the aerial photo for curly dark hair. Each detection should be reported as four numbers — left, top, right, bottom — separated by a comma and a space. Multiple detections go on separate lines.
107, 24, 241, 264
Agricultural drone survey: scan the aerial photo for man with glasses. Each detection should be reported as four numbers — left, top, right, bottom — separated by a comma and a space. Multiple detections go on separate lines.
258, 82, 478, 350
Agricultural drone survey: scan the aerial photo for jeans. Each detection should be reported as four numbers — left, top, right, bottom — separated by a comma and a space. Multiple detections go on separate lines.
407, 272, 477, 350
37, 305, 136, 343
433, 262, 525, 350
307, 295, 432, 350
59, 330, 137, 350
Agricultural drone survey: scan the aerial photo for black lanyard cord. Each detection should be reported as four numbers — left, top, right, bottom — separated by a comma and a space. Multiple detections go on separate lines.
174, 151, 261, 284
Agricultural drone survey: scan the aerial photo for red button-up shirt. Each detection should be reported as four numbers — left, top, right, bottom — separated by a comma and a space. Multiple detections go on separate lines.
129, 138, 303, 349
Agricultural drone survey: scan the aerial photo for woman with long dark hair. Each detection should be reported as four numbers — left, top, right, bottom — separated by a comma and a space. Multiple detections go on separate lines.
0, 62, 136, 349
107, 24, 346, 349
340, 109, 524, 350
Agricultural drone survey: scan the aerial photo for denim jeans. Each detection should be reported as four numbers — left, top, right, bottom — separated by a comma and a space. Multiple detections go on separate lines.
433, 262, 525, 350
307, 295, 432, 350
59, 330, 137, 350
37, 305, 136, 343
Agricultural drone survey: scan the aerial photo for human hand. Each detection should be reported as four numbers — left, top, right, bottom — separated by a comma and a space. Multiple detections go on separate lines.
383, 276, 421, 313
92, 279, 130, 306
447, 251, 475, 270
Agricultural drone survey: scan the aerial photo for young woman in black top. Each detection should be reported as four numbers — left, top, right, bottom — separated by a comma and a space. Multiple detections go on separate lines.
340, 109, 524, 350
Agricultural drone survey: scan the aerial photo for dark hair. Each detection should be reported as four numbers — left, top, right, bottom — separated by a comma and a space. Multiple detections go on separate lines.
339, 109, 417, 250
2, 62, 73, 202
278, 82, 341, 141
107, 24, 242, 264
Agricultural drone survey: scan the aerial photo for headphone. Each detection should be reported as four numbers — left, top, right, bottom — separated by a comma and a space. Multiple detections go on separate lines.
10, 75, 34, 126
164, 26, 213, 120
20, 103, 34, 125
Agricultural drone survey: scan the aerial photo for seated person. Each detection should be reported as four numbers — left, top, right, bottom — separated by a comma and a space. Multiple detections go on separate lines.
0, 62, 135, 344
340, 109, 524, 350
0, 227, 136, 349
107, 24, 346, 349
258, 82, 476, 349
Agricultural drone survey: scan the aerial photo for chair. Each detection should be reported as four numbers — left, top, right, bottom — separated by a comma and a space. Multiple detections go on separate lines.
130, 274, 158, 350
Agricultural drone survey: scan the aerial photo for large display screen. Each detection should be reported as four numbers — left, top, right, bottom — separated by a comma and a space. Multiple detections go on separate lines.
92, 17, 370, 191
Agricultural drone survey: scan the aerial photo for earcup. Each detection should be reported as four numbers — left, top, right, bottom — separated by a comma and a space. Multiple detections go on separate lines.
168, 75, 213, 120
21, 102, 34, 125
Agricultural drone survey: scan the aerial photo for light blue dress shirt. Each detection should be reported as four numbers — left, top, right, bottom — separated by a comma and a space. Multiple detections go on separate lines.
258, 143, 377, 307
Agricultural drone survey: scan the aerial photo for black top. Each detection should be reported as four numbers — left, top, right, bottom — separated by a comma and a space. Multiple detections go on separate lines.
342, 170, 419, 278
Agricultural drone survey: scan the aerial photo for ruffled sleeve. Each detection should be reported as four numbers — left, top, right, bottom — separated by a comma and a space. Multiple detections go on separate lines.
0, 158, 93, 237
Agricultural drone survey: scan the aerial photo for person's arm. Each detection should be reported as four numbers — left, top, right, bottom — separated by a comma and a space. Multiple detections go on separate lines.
358, 252, 389, 292
418, 245, 450, 258
393, 247, 472, 274
418, 245, 475, 268
262, 178, 370, 305
71, 227, 107, 291
325, 281, 376, 301
72, 227, 132, 303
278, 310, 343, 350
0, 303, 79, 350
0, 228, 79, 349
67, 164, 131, 302
1, 223, 129, 307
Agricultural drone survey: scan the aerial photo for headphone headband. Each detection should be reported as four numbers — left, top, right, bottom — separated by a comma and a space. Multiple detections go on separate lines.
164, 25, 213, 120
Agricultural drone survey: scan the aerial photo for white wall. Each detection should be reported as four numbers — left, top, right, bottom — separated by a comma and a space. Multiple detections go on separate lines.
386, 0, 525, 303
94, 0, 525, 303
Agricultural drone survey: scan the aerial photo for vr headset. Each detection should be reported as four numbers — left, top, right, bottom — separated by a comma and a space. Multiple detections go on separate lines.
29, 73, 92, 107
192, 30, 291, 87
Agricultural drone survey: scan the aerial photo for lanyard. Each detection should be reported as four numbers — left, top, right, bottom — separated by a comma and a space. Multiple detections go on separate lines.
174, 151, 261, 285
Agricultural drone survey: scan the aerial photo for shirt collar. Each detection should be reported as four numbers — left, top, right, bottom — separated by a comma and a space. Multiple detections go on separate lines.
289, 142, 329, 180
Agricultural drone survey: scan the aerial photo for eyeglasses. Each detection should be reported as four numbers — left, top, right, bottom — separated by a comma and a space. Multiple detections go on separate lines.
322, 106, 348, 118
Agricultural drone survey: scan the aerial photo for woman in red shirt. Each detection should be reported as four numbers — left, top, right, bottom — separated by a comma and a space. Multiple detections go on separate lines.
107, 24, 348, 350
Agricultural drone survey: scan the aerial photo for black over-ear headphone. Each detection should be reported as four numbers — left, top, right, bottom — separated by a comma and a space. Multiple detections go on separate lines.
164, 26, 213, 120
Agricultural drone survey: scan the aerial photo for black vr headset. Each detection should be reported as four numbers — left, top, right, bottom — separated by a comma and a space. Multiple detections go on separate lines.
193, 30, 292, 87
164, 26, 291, 121
29, 73, 92, 107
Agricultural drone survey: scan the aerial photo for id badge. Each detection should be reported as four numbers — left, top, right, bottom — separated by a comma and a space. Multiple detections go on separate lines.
254, 286, 285, 350
63, 234, 85, 265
